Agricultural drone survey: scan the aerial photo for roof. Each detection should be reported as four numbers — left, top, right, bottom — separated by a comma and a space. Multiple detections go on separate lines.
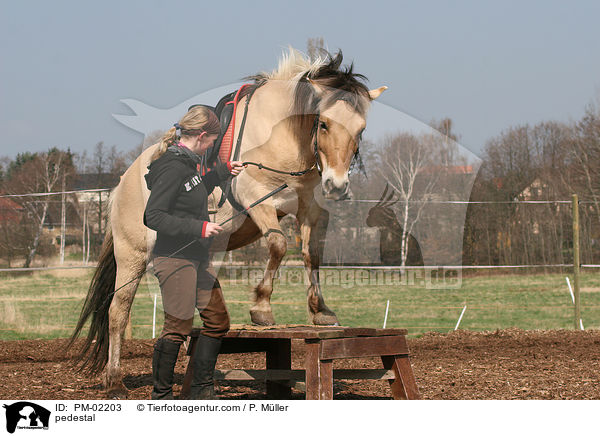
0, 197, 24, 211
0, 196, 24, 222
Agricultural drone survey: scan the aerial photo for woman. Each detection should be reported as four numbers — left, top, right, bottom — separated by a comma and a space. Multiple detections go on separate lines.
143, 105, 244, 400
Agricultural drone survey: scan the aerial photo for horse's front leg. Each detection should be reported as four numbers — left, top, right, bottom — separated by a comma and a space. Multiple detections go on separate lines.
298, 200, 339, 326
246, 204, 287, 325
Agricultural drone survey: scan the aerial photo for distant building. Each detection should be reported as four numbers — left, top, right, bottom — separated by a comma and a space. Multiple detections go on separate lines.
0, 197, 24, 223
41, 173, 120, 247
72, 173, 120, 204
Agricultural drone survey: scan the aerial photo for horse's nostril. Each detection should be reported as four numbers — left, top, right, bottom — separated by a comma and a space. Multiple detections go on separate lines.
324, 178, 333, 192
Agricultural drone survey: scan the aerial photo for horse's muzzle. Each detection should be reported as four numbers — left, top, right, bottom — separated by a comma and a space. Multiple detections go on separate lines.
323, 177, 350, 200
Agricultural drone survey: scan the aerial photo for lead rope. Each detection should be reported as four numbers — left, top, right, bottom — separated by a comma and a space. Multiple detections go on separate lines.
242, 114, 322, 177
242, 160, 317, 177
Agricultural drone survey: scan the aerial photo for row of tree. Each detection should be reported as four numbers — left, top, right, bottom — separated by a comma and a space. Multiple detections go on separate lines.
1, 100, 599, 268
349, 102, 600, 267
0, 141, 142, 267
465, 102, 600, 266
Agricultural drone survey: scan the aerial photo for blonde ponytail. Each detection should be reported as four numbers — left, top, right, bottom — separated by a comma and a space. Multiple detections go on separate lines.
150, 106, 220, 162
151, 127, 179, 161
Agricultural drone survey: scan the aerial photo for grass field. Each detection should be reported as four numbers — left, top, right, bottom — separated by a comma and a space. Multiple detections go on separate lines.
1, 266, 599, 340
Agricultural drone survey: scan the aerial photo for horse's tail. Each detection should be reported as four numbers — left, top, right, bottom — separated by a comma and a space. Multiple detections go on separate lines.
67, 226, 116, 374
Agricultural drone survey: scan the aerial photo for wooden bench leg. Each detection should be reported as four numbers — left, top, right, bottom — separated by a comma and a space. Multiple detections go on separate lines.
305, 341, 333, 400
319, 359, 333, 400
266, 339, 292, 399
381, 355, 420, 400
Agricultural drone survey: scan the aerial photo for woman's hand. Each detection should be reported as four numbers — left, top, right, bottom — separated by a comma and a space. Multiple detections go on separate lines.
228, 161, 246, 177
204, 222, 223, 237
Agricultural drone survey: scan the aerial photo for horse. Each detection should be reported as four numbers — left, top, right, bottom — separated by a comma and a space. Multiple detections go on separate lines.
69, 48, 387, 398
366, 184, 424, 266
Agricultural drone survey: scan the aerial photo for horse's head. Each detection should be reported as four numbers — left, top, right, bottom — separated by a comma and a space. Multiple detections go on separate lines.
311, 83, 387, 200
366, 184, 399, 228
281, 50, 386, 200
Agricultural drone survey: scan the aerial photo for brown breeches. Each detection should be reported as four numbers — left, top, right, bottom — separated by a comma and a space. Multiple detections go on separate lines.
152, 257, 230, 344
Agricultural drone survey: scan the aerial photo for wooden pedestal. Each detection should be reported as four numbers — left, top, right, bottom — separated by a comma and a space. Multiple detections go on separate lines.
181, 326, 420, 400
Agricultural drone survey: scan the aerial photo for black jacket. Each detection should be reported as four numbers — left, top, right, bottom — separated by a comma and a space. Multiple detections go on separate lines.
143, 149, 231, 261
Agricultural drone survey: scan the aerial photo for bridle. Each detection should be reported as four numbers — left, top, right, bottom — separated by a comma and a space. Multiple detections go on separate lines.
244, 111, 364, 178
242, 112, 323, 177
311, 113, 323, 176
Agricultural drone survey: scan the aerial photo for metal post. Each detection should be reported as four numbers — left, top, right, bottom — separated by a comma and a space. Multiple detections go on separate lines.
572, 194, 581, 330
98, 191, 103, 241
82, 202, 86, 264
60, 175, 66, 264
85, 206, 91, 265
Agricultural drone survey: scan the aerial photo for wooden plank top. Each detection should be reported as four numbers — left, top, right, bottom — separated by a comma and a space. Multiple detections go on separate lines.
191, 325, 408, 339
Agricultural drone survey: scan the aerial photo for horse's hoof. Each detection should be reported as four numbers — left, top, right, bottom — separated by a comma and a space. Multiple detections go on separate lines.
312, 312, 340, 326
106, 385, 128, 400
250, 310, 275, 326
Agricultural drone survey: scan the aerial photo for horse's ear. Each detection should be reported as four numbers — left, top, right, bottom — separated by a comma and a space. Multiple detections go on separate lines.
308, 78, 327, 97
377, 184, 390, 206
368, 86, 388, 100
384, 188, 395, 204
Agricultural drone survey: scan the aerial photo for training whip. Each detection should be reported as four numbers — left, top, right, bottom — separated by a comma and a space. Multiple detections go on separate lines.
218, 183, 288, 226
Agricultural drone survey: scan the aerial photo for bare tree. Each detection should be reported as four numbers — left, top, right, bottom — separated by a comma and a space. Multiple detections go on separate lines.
73, 150, 88, 174
568, 104, 600, 226
91, 141, 106, 177
124, 130, 163, 167
0, 199, 24, 267
376, 133, 440, 267
466, 121, 575, 266
0, 156, 10, 183
90, 142, 106, 239
107, 145, 127, 177
4, 150, 75, 267
307, 37, 325, 61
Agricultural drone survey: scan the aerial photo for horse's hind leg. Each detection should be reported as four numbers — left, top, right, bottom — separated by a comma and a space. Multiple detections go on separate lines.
298, 201, 339, 326
246, 204, 287, 326
104, 259, 144, 399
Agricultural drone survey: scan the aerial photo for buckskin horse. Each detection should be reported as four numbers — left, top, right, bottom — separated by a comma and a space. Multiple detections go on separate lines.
69, 48, 387, 398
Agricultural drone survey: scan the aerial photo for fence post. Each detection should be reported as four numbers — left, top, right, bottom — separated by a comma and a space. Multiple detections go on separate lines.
82, 202, 86, 264
572, 194, 581, 330
60, 175, 66, 264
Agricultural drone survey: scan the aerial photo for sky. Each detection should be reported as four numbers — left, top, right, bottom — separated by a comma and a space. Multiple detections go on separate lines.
1, 0, 599, 160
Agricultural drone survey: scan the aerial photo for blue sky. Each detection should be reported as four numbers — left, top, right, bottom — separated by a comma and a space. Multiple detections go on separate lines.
1, 0, 599, 159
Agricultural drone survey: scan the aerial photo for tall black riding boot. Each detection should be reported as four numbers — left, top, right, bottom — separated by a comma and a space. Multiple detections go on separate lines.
151, 338, 181, 400
190, 335, 222, 400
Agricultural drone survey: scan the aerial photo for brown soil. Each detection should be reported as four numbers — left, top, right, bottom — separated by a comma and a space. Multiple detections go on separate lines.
1, 329, 599, 400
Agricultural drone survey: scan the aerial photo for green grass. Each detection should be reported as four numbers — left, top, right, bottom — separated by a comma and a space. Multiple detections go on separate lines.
0, 267, 599, 340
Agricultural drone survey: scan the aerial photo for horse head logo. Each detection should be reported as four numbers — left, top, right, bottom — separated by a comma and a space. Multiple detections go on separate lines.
3, 402, 51, 434
366, 183, 423, 266
366, 183, 399, 228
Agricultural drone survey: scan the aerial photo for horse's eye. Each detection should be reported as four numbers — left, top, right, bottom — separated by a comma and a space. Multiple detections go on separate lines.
319, 121, 328, 131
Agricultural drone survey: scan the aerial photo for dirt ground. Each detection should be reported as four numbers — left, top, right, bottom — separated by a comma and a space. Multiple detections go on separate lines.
1, 329, 599, 400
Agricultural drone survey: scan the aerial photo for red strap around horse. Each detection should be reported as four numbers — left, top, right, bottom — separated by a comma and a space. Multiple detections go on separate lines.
218, 84, 252, 163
